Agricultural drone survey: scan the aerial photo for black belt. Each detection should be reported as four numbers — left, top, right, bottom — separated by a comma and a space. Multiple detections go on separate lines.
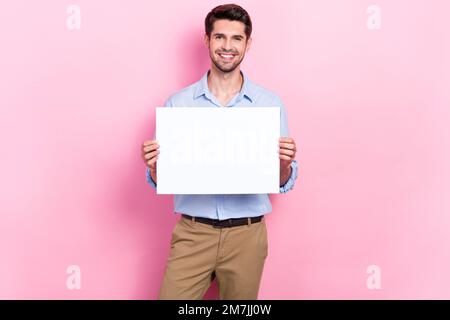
182, 214, 263, 228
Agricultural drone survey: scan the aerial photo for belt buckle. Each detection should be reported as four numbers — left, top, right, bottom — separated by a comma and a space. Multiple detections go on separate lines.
212, 218, 234, 228
213, 217, 237, 228
212, 219, 222, 229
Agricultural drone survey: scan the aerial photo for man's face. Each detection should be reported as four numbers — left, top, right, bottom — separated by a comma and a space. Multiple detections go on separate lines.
204, 19, 252, 73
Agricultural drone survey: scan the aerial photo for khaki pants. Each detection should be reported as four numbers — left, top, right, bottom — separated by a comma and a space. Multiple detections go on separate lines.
158, 215, 268, 300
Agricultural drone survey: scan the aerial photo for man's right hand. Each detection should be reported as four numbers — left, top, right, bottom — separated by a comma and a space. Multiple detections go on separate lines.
141, 140, 160, 183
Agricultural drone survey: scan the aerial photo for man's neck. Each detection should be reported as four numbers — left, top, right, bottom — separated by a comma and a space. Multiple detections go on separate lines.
207, 66, 243, 100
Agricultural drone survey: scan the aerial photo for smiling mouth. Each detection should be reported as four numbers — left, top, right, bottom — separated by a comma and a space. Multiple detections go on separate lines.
218, 53, 237, 60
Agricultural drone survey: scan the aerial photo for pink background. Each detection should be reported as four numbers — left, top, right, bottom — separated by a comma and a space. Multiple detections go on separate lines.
1, 0, 449, 299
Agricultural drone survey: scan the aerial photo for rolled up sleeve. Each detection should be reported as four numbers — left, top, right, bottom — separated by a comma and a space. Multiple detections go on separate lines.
279, 160, 298, 194
146, 167, 157, 190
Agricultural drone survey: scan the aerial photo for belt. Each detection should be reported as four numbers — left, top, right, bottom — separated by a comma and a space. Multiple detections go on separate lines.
182, 214, 263, 228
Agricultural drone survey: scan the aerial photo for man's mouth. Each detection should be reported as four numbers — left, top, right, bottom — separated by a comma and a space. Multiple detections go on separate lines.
218, 53, 237, 60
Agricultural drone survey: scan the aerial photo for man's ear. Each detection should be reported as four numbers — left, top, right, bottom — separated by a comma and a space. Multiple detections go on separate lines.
204, 34, 210, 47
245, 37, 252, 52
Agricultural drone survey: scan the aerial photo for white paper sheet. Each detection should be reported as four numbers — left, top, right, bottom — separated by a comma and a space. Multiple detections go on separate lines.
156, 107, 280, 194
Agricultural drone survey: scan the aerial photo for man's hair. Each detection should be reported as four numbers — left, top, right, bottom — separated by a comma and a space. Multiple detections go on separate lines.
205, 4, 252, 40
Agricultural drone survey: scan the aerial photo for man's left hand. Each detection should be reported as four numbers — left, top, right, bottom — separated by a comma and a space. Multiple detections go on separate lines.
279, 137, 296, 167
279, 137, 297, 186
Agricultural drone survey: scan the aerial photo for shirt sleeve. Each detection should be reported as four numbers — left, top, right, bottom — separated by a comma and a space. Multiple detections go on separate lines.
271, 93, 290, 138
145, 97, 173, 190
146, 167, 157, 189
279, 160, 298, 193
271, 93, 299, 194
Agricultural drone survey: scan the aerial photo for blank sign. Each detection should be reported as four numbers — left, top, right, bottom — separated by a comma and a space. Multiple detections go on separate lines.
156, 107, 280, 194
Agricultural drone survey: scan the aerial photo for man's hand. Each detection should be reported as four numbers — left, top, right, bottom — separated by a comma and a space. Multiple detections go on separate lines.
279, 137, 297, 186
141, 140, 160, 183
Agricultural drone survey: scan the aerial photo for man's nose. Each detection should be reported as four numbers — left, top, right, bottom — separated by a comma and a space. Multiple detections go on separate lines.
223, 38, 232, 50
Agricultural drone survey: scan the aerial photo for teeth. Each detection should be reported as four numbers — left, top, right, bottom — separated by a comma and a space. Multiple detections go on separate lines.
220, 54, 234, 58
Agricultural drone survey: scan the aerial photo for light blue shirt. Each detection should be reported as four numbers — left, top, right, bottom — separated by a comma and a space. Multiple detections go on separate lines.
146, 70, 298, 219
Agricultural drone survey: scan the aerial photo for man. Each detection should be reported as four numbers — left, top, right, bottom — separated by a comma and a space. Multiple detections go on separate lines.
141, 4, 298, 300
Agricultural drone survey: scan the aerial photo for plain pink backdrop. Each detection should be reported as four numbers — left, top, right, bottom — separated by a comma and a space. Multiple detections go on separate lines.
1, 0, 449, 299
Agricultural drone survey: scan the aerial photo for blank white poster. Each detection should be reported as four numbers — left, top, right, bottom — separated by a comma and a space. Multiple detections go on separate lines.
156, 107, 280, 194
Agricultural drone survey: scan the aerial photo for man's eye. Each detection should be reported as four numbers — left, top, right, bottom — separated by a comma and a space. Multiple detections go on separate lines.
216, 36, 222, 39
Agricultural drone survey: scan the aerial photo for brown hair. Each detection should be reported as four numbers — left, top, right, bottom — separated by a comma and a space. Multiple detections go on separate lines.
205, 4, 252, 40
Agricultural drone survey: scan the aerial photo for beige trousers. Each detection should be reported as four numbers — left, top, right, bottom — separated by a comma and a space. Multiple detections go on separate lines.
158, 215, 268, 300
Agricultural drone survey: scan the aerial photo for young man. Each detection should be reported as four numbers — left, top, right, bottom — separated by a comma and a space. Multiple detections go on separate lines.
141, 4, 298, 300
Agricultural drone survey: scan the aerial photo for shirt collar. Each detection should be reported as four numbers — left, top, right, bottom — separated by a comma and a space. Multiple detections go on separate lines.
193, 70, 254, 103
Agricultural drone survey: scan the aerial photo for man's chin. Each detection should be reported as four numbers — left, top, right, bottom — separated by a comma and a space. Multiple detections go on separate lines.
214, 62, 239, 73
220, 67, 236, 73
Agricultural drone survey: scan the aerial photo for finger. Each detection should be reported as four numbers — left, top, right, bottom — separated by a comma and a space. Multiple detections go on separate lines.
144, 150, 160, 160
279, 142, 295, 150
279, 148, 295, 156
147, 156, 158, 167
143, 144, 159, 153
279, 137, 294, 143
143, 140, 158, 146
279, 154, 292, 161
